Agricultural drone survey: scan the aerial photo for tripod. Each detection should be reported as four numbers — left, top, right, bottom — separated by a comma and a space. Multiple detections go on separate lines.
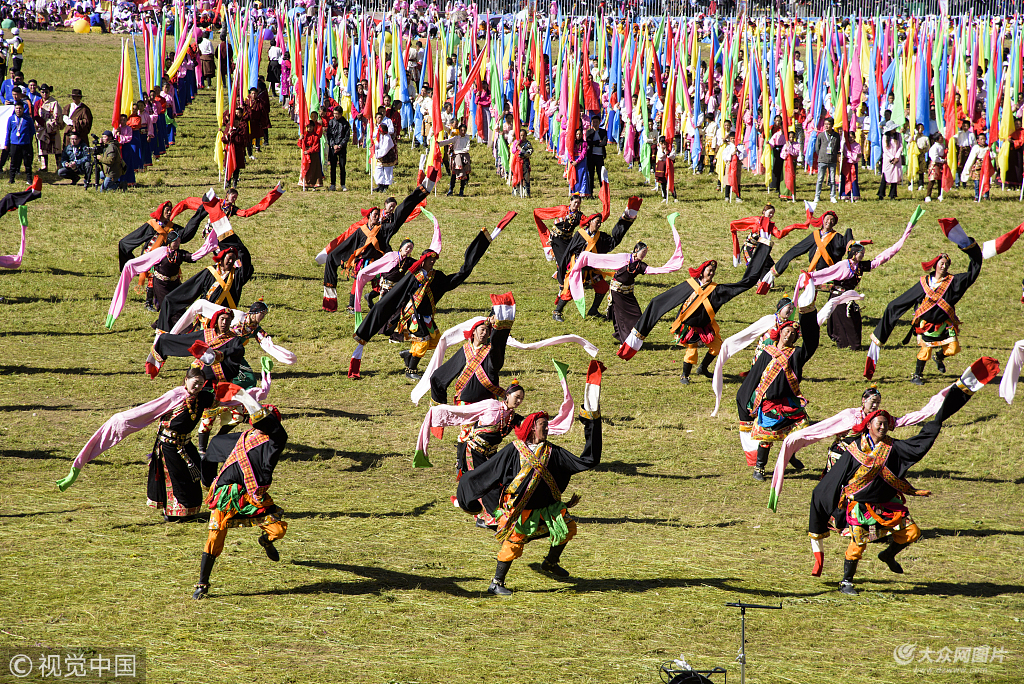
725, 601, 782, 684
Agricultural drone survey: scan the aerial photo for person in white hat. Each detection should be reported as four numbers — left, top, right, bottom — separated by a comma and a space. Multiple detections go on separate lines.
8, 28, 23, 73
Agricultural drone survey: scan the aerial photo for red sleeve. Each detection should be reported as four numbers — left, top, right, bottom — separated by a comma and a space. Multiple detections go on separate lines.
325, 218, 367, 254
234, 185, 284, 217
170, 197, 202, 220
533, 205, 568, 248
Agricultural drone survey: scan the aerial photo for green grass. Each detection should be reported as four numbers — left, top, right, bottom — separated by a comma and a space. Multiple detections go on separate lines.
1, 30, 1022, 684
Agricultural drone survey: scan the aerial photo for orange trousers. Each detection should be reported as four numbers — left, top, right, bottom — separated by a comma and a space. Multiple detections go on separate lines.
845, 523, 921, 560
204, 506, 288, 557
497, 510, 577, 562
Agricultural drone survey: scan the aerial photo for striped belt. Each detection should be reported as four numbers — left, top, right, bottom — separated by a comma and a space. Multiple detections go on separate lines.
610, 281, 633, 294
152, 271, 180, 283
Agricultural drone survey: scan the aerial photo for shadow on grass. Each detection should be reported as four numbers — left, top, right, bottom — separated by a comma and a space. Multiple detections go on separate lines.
238, 560, 481, 598
1, 404, 74, 411
521, 569, 827, 598
0, 508, 77, 518
257, 271, 321, 282
576, 517, 744, 529
0, 365, 133, 376
860, 579, 1024, 597
286, 499, 439, 519
922, 527, 1024, 539
284, 443, 395, 471
287, 407, 373, 422
0, 449, 63, 460
912, 467, 1015, 483
594, 460, 723, 482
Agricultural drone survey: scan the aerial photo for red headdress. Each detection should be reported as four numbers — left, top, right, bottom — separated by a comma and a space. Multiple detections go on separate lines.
688, 259, 717, 279
514, 411, 549, 442
151, 201, 172, 220
361, 207, 380, 218
921, 253, 950, 272
582, 213, 602, 226
463, 318, 491, 339
408, 250, 439, 273
852, 408, 895, 434
768, 319, 800, 341
213, 247, 238, 264
206, 308, 232, 330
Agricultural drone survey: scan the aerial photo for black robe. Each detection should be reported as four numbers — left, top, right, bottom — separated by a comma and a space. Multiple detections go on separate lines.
826, 261, 872, 349
153, 330, 247, 382
808, 386, 971, 536
772, 227, 855, 278
324, 186, 428, 287
153, 259, 247, 332
353, 231, 493, 343
118, 219, 182, 271
871, 241, 983, 346
736, 306, 820, 424
151, 248, 200, 308
556, 215, 634, 286
456, 414, 602, 516
429, 325, 513, 405
201, 414, 288, 488
147, 388, 216, 512
548, 209, 582, 278
609, 260, 647, 343
632, 241, 773, 338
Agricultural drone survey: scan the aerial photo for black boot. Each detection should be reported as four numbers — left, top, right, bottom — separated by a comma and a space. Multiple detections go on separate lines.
752, 445, 770, 481
680, 362, 693, 385
586, 294, 604, 319
192, 552, 215, 599
197, 430, 210, 456
877, 541, 911, 574
258, 532, 280, 561
488, 560, 513, 596
541, 543, 570, 578
458, 179, 467, 196
445, 175, 456, 196
405, 354, 423, 381
911, 359, 926, 385
552, 298, 567, 323
838, 559, 858, 595
347, 293, 355, 313
698, 351, 715, 378
934, 352, 947, 374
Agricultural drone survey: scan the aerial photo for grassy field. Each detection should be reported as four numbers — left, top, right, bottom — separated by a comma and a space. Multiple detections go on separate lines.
1, 30, 1022, 684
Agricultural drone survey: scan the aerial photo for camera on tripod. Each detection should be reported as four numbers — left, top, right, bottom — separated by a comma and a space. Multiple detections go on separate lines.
87, 134, 105, 188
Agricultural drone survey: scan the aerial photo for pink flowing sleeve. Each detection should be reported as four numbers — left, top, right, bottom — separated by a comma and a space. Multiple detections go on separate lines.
546, 369, 575, 436
353, 252, 402, 314
870, 219, 915, 269
767, 408, 861, 510
414, 400, 505, 466
72, 388, 188, 470
642, 224, 684, 275
0, 221, 26, 269
105, 247, 169, 328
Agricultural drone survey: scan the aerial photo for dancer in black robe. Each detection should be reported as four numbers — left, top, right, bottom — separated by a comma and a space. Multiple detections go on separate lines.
617, 236, 773, 384
193, 405, 289, 599
349, 212, 516, 380
807, 357, 998, 595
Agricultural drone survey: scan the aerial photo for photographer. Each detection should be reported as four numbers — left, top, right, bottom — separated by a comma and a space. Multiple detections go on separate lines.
96, 131, 124, 192
56, 132, 91, 187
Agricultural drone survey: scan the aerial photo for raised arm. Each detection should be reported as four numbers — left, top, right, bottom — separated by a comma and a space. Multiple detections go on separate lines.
771, 232, 816, 277
870, 281, 925, 345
